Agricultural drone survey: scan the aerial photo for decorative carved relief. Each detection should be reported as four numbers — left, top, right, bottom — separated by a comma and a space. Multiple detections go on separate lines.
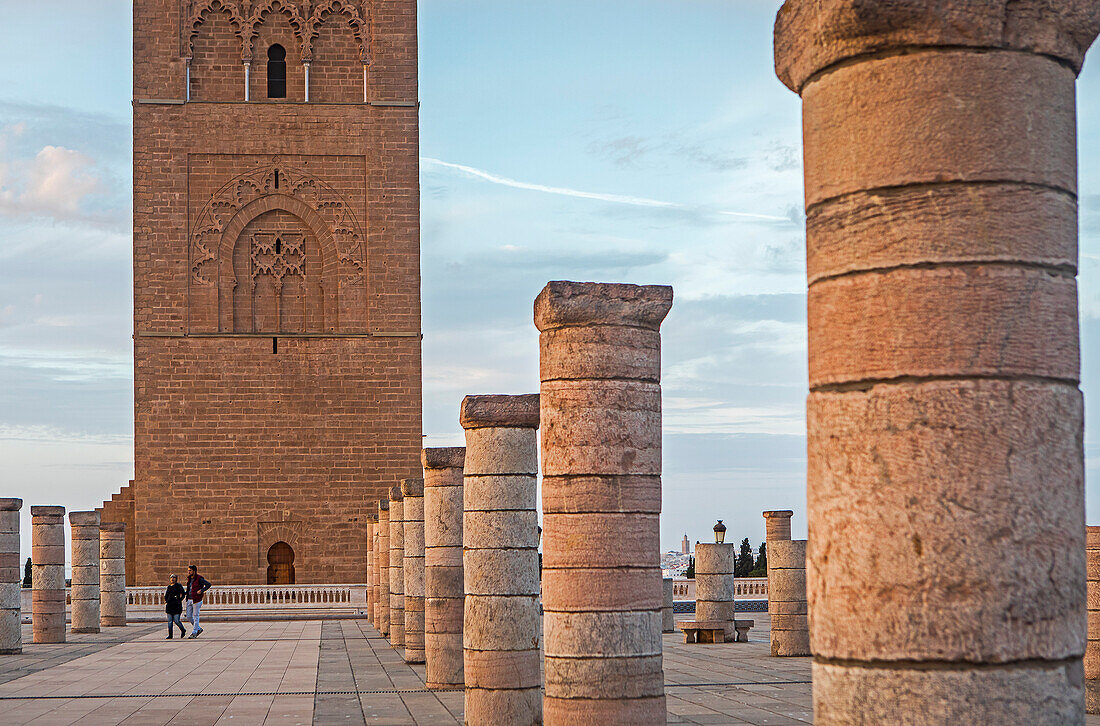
251, 232, 305, 281
182, 0, 369, 62
190, 162, 365, 286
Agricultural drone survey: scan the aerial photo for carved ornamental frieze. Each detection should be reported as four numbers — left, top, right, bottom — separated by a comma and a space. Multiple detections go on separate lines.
180, 0, 371, 62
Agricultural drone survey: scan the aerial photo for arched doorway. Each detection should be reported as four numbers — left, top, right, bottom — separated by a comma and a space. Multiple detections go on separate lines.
267, 541, 295, 584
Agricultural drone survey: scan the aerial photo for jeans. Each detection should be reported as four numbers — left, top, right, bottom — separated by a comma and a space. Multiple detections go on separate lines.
167, 613, 184, 635
186, 600, 202, 631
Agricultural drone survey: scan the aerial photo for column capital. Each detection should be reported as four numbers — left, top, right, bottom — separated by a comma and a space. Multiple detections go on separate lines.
534, 280, 672, 332
0, 498, 21, 511
460, 394, 540, 430
69, 511, 100, 526
422, 446, 465, 470
400, 478, 424, 497
775, 0, 1100, 92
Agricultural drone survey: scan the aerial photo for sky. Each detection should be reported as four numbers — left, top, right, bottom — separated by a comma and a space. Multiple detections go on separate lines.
1, 0, 1099, 566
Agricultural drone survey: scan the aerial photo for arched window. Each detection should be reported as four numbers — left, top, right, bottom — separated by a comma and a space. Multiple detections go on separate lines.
267, 44, 287, 99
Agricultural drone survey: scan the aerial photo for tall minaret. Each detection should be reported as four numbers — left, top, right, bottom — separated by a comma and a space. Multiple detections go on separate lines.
681, 534, 690, 555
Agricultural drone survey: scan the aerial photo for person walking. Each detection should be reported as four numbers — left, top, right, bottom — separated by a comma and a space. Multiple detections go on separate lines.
185, 564, 211, 638
165, 574, 186, 639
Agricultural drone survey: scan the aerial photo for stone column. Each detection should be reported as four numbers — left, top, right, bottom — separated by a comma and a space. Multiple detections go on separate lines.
388, 486, 405, 648
461, 394, 541, 725
768, 540, 809, 656
31, 506, 65, 643
423, 446, 465, 690
775, 4, 1097, 722
762, 510, 792, 544
536, 281, 672, 725
378, 499, 390, 637
694, 543, 736, 641
402, 478, 426, 664
0, 498, 22, 654
662, 578, 674, 633
762, 510, 808, 656
366, 516, 375, 628
1088, 526, 1100, 713
69, 511, 101, 634
100, 522, 127, 627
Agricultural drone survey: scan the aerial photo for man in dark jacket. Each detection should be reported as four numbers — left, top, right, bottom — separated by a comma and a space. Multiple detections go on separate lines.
165, 574, 186, 639
185, 565, 212, 639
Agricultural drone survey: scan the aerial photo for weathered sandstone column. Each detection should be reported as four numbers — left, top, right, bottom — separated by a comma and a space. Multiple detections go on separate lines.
403, 478, 426, 664
100, 522, 127, 627
423, 446, 465, 690
1088, 526, 1100, 713
694, 543, 736, 640
389, 486, 405, 648
378, 499, 390, 637
0, 498, 22, 654
762, 510, 808, 656
31, 506, 65, 643
536, 281, 673, 725
69, 511, 101, 634
461, 394, 541, 725
768, 541, 809, 657
762, 510, 792, 544
774, 3, 1098, 722
367, 516, 376, 628
662, 578, 674, 633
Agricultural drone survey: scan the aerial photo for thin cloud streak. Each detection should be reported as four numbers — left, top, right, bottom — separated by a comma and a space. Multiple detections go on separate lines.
421, 157, 789, 222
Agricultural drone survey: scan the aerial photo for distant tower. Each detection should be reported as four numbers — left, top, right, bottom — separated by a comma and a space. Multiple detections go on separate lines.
117, 0, 423, 585
681, 534, 690, 555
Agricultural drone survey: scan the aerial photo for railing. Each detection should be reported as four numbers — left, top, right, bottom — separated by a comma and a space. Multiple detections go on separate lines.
127, 583, 367, 609
671, 577, 768, 601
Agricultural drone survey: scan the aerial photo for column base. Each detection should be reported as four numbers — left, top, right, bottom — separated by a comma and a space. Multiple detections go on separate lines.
0, 648, 22, 655
814, 659, 1083, 725
100, 617, 127, 627
544, 695, 666, 725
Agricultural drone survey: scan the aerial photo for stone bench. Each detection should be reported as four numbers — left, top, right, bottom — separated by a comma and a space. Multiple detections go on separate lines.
676, 619, 755, 644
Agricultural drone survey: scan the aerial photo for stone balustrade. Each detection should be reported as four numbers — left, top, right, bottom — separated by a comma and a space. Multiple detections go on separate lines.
127, 584, 366, 608
671, 578, 768, 601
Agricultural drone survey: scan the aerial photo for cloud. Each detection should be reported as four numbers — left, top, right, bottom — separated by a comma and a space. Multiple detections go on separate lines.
2, 145, 103, 216
421, 156, 788, 221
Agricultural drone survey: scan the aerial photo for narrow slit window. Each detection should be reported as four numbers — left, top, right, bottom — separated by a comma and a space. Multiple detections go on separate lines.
273, 169, 279, 189
275, 237, 282, 255
267, 44, 287, 99
272, 336, 278, 354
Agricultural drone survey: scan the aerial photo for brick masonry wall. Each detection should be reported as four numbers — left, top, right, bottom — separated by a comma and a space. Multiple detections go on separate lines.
96, 482, 136, 586
123, 0, 421, 585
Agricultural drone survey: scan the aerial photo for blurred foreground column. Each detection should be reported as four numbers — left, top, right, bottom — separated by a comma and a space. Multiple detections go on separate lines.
423, 447, 466, 690
403, 478, 426, 664
775, 2, 1098, 722
32, 506, 65, 643
537, 281, 673, 725
0, 498, 22, 654
69, 511, 101, 634
100, 522, 127, 627
461, 394, 541, 725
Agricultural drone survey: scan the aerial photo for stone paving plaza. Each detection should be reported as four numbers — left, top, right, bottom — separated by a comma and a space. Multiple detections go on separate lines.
1, 614, 820, 725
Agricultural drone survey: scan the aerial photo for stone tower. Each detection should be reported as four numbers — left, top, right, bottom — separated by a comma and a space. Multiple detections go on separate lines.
117, 0, 422, 585
681, 534, 689, 555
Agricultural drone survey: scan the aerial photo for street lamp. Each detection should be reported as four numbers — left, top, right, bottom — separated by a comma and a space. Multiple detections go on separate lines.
713, 520, 727, 545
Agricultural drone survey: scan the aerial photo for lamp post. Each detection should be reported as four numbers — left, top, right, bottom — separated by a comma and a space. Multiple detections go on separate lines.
713, 520, 726, 545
